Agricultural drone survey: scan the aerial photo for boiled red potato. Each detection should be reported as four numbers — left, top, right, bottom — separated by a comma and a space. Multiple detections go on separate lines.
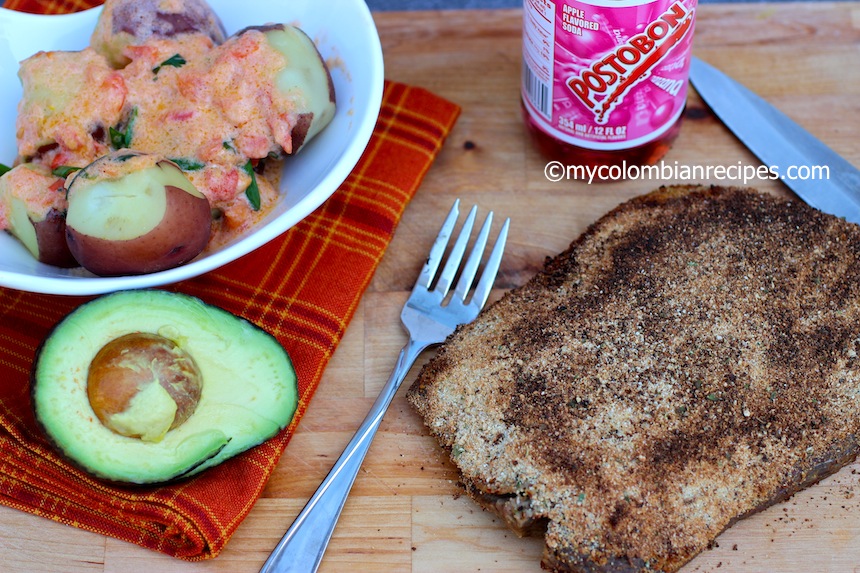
16, 48, 126, 169
90, 0, 226, 68
203, 23, 336, 158
64, 150, 211, 276
0, 164, 78, 268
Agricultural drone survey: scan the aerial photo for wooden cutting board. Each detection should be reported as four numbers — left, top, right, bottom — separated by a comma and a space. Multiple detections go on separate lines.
1, 3, 859, 572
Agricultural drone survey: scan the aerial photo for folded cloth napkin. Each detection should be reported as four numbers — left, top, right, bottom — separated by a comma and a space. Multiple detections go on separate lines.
0, 0, 460, 560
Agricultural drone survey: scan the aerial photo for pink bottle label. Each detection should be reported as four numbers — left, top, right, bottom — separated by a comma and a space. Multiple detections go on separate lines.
523, 0, 697, 150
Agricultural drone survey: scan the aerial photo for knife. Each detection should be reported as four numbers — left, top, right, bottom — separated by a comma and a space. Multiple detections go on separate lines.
688, 57, 860, 224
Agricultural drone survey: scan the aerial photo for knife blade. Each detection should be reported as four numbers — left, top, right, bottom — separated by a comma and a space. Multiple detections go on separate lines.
689, 56, 860, 224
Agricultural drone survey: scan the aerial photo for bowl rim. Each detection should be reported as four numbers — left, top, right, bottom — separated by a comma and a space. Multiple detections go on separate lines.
0, 0, 384, 296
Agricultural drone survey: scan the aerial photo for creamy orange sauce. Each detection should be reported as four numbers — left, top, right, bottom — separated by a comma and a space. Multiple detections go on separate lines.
7, 18, 329, 251
16, 48, 126, 169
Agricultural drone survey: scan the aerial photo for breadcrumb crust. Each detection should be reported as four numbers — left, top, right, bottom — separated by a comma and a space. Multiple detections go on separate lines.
408, 185, 860, 573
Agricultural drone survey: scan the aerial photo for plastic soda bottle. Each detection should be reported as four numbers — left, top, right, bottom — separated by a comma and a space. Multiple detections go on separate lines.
521, 0, 697, 171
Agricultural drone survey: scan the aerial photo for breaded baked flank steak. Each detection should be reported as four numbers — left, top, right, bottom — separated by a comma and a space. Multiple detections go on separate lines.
408, 185, 860, 572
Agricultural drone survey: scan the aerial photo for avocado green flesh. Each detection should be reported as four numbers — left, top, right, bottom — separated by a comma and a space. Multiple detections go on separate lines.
32, 289, 299, 485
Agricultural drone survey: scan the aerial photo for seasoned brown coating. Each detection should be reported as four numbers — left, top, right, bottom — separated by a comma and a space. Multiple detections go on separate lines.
407, 185, 860, 573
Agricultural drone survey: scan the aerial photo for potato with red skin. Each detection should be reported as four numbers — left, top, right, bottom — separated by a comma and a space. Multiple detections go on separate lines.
0, 163, 78, 268
16, 48, 126, 168
234, 24, 336, 155
199, 24, 336, 159
31, 208, 79, 268
91, 0, 226, 68
65, 150, 211, 276
87, 332, 203, 442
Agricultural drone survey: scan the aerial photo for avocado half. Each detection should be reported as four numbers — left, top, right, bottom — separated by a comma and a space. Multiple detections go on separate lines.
31, 289, 299, 485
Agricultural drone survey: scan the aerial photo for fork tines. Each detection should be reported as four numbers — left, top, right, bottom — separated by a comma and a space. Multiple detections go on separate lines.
418, 199, 509, 309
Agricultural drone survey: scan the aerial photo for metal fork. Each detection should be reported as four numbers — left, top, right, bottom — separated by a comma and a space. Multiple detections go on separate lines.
260, 199, 509, 573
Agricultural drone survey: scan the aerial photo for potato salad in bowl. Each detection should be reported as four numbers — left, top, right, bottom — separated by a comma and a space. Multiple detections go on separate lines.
0, 0, 383, 294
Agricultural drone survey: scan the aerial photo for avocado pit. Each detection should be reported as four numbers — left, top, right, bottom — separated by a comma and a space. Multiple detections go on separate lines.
87, 332, 202, 442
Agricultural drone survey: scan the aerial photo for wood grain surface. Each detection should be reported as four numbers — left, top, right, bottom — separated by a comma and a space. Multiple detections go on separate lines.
1, 3, 859, 572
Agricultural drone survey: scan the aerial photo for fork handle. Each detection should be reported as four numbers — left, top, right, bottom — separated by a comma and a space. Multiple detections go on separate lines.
259, 338, 430, 573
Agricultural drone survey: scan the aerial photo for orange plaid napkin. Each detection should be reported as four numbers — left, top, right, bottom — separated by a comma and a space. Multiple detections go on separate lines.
0, 0, 460, 560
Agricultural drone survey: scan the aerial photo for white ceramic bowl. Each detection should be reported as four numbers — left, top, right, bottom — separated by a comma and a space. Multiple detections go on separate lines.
0, 0, 383, 295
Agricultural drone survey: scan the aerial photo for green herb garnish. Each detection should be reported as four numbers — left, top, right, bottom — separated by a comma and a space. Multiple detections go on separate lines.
110, 106, 138, 149
0, 163, 11, 177
242, 161, 261, 211
169, 157, 205, 171
52, 165, 81, 178
109, 127, 124, 149
152, 54, 187, 75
